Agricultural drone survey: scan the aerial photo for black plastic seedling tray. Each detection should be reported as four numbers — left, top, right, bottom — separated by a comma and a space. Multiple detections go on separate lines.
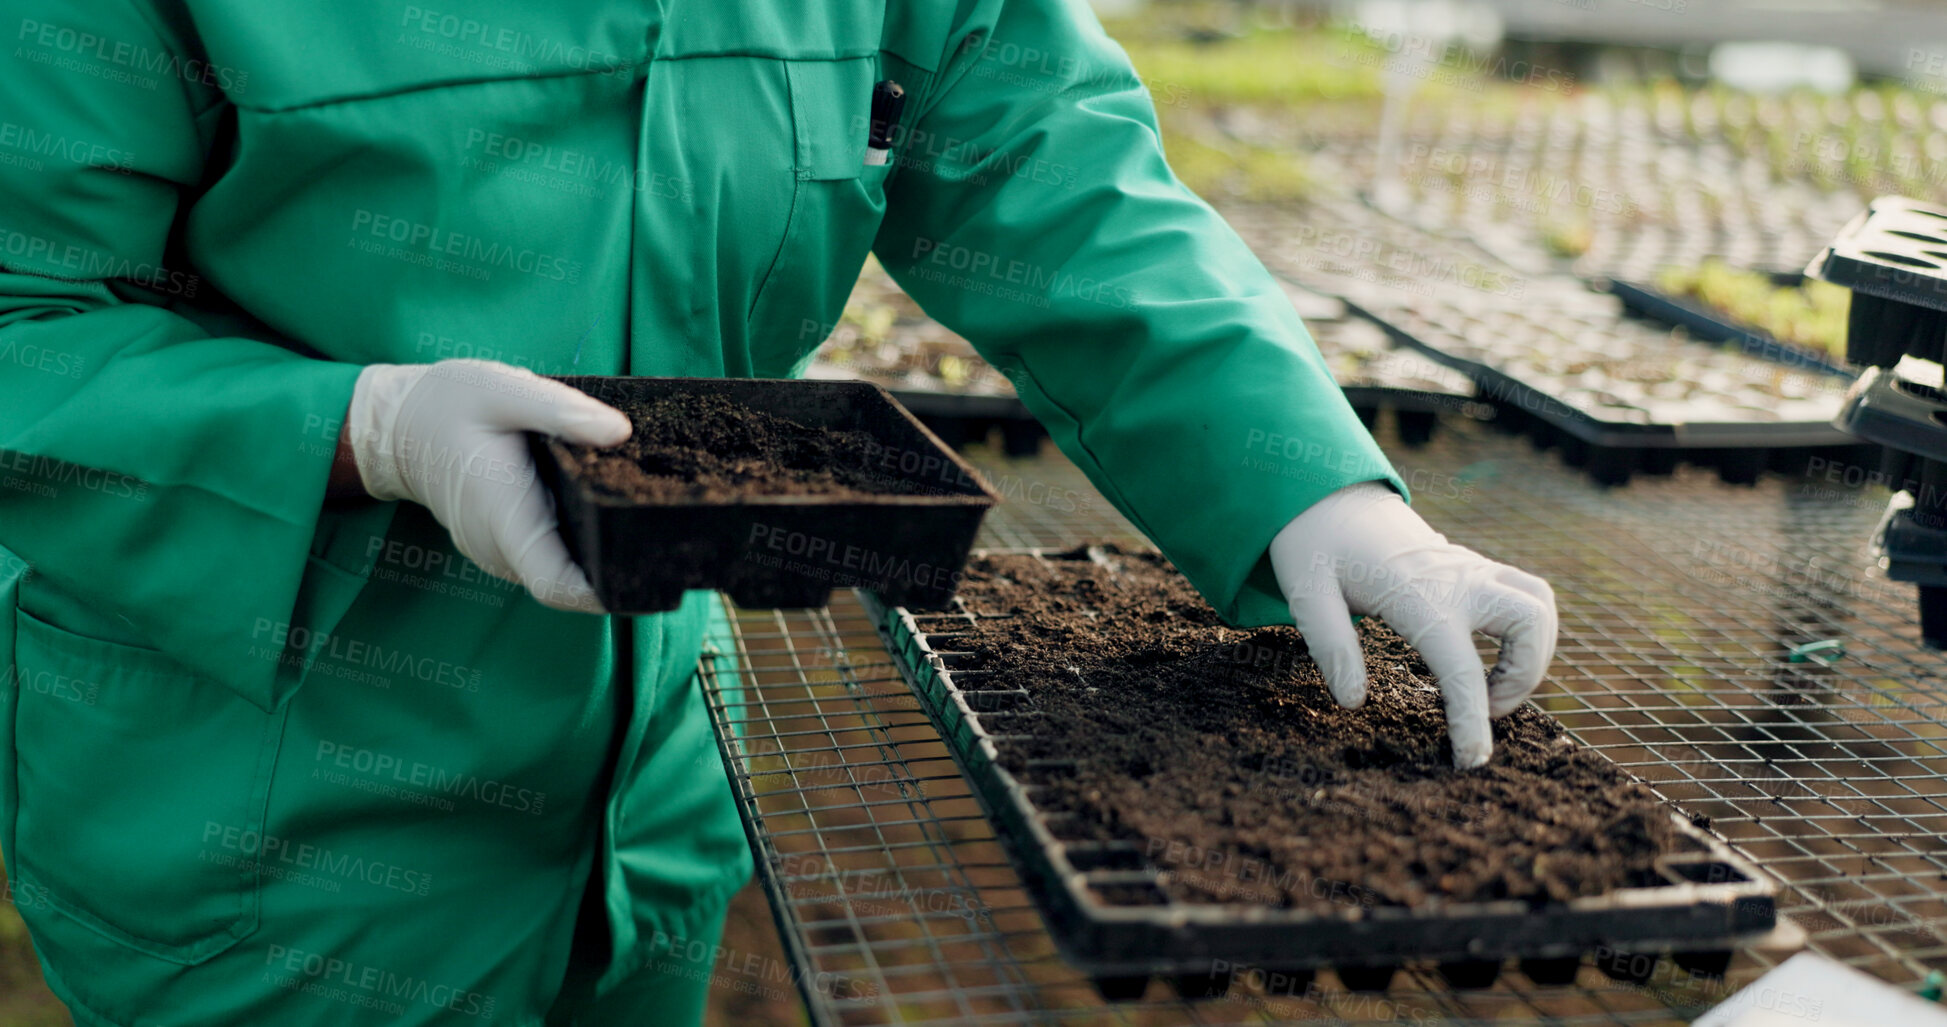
1808, 196, 1947, 380
1313, 311, 1480, 448
1808, 196, 1947, 329
804, 362, 1047, 455
861, 551, 1781, 999
804, 350, 1046, 455
886, 324, 1471, 453
1808, 196, 1947, 647
1833, 368, 1947, 648
1340, 385, 1455, 448
1607, 278, 1852, 380
1344, 293, 1864, 488
881, 388, 1048, 457
531, 376, 998, 613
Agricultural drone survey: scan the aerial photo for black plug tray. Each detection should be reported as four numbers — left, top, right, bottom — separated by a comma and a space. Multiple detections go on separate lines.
531, 376, 997, 613
865, 548, 1781, 999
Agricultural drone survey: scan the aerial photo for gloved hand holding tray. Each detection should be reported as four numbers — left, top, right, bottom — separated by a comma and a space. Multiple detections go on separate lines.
866, 546, 1782, 998
529, 377, 998, 614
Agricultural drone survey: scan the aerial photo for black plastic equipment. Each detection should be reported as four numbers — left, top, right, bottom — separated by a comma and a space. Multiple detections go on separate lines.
1347, 292, 1863, 488
864, 548, 1781, 999
1810, 196, 1947, 647
531, 376, 997, 613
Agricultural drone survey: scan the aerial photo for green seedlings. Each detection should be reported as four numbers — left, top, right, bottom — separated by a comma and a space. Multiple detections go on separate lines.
1656, 261, 1851, 359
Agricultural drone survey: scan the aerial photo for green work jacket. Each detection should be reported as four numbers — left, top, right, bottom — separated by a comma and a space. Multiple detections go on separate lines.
0, 0, 1401, 1022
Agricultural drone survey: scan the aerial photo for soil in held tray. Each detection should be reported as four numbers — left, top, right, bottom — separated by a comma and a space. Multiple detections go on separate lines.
560, 392, 927, 502
950, 547, 1685, 913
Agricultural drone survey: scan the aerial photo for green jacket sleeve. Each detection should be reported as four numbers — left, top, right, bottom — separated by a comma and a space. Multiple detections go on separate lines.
874, 0, 1408, 627
0, 1, 364, 710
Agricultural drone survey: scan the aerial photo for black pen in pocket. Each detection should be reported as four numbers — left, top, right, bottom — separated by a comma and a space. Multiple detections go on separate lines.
865, 80, 905, 166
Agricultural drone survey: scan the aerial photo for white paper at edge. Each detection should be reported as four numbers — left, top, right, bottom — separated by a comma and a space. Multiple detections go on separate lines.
1692, 951, 1947, 1027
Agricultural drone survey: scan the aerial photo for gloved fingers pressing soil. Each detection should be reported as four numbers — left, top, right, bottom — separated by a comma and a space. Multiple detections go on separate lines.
1481, 567, 1558, 719
1283, 578, 1368, 709
1389, 613, 1494, 770
1270, 481, 1561, 767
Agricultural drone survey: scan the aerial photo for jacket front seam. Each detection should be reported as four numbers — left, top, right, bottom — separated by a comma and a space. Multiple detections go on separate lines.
232, 64, 647, 115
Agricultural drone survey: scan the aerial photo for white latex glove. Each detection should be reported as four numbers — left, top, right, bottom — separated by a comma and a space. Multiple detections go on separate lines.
1268, 481, 1557, 768
347, 359, 631, 613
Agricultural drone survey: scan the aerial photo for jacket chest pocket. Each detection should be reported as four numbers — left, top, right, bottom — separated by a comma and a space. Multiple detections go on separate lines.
746, 56, 896, 376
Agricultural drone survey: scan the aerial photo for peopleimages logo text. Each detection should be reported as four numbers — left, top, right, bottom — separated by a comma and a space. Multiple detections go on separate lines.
350, 210, 583, 284
16, 19, 251, 90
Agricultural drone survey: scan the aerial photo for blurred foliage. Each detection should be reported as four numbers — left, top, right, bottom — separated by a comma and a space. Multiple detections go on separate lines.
1158, 123, 1315, 202
1597, 76, 1947, 205
1541, 217, 1595, 259
1115, 27, 1389, 109
1100, 5, 1390, 203
0, 865, 68, 1027
1657, 260, 1852, 358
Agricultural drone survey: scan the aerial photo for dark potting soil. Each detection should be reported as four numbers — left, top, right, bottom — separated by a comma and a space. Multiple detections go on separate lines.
949, 547, 1686, 913
560, 393, 923, 502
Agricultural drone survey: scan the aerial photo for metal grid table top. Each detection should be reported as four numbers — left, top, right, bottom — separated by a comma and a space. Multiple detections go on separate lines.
696, 418, 1947, 1026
